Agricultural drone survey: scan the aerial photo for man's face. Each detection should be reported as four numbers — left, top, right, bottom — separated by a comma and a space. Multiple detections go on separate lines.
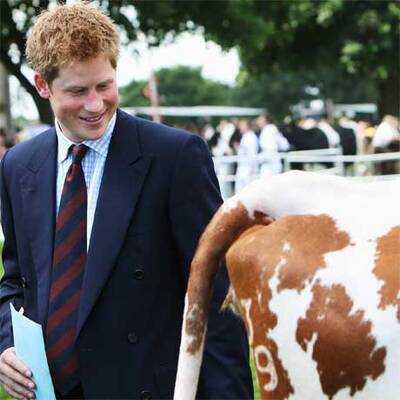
256, 116, 266, 129
35, 54, 118, 143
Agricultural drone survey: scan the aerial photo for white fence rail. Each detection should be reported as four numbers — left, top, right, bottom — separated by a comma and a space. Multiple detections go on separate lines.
213, 149, 400, 198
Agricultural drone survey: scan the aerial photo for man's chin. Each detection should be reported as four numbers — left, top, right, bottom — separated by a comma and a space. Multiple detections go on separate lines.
78, 123, 107, 141
84, 130, 106, 141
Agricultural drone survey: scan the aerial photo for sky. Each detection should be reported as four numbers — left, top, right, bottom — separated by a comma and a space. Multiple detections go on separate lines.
10, 31, 241, 121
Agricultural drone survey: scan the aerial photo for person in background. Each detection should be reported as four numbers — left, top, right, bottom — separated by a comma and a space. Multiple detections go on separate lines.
234, 119, 258, 193
373, 115, 400, 175
357, 119, 376, 154
372, 115, 400, 151
0, 3, 252, 399
213, 119, 237, 198
257, 113, 290, 176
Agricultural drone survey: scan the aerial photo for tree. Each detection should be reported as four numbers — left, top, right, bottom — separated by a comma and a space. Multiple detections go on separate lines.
119, 79, 148, 108
2, 0, 398, 123
119, 66, 231, 124
156, 66, 230, 106
132, 0, 400, 117
1, 0, 54, 123
231, 67, 378, 121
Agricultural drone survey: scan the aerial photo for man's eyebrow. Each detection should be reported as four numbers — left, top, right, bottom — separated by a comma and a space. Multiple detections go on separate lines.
64, 79, 114, 91
64, 85, 86, 91
97, 78, 114, 85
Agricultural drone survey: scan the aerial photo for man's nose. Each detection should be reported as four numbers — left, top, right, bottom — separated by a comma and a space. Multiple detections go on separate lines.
84, 91, 103, 113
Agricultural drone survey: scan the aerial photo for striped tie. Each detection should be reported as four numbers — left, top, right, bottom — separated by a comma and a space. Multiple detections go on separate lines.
46, 144, 88, 395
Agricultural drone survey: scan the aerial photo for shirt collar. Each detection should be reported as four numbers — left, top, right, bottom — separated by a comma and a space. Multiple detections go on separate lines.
56, 112, 117, 163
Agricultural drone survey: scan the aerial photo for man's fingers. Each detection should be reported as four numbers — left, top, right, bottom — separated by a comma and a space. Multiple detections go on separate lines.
1, 374, 35, 399
0, 361, 35, 389
2, 348, 32, 377
2, 383, 25, 400
0, 347, 35, 399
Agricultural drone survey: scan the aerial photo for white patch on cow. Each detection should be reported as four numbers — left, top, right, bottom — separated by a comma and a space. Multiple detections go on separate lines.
283, 241, 291, 252
222, 195, 241, 214
254, 343, 278, 392
174, 296, 206, 400
223, 285, 242, 316
241, 298, 254, 346
229, 171, 399, 237
301, 331, 318, 363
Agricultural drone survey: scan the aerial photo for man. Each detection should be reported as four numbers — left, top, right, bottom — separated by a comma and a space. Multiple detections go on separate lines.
234, 119, 258, 193
0, 3, 252, 399
257, 113, 290, 176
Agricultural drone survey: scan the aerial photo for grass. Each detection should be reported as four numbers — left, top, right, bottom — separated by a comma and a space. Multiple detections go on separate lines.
0, 250, 11, 399
250, 351, 261, 399
0, 247, 9, 400
0, 259, 10, 399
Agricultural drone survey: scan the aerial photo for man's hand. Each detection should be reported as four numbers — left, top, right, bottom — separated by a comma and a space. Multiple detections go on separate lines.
0, 347, 35, 399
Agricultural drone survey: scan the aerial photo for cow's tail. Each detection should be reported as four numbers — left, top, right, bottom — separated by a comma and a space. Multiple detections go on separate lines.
173, 199, 271, 400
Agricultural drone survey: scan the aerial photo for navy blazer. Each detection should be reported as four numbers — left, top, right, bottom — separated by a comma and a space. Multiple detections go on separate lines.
0, 110, 253, 399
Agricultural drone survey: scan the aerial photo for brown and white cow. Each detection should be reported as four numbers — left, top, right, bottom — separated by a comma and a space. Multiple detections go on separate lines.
174, 170, 400, 400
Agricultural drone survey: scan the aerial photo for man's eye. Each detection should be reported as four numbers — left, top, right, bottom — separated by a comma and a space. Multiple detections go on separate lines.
69, 89, 85, 95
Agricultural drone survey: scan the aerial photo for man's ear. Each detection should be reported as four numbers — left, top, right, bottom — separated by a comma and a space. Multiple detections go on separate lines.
34, 73, 50, 99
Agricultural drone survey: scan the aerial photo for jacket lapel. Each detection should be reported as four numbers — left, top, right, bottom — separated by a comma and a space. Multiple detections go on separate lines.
77, 112, 152, 336
20, 129, 57, 324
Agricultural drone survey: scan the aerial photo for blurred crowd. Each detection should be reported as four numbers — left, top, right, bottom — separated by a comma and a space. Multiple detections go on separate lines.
175, 113, 400, 196
1, 114, 399, 194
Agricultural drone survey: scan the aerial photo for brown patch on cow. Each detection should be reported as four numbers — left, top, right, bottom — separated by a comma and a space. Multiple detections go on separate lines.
373, 225, 400, 321
297, 283, 386, 398
275, 214, 350, 292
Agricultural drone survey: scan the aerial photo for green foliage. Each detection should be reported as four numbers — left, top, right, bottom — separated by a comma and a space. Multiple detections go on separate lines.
156, 66, 230, 106
120, 66, 231, 108
119, 80, 149, 108
0, 385, 11, 400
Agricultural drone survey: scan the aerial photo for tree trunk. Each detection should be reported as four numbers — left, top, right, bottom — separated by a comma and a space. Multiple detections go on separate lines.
0, 62, 12, 135
1, 50, 54, 125
377, 71, 400, 119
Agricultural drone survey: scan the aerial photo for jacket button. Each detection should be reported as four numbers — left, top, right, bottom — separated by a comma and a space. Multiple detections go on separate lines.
134, 269, 144, 280
140, 390, 152, 400
127, 332, 138, 344
21, 277, 27, 288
